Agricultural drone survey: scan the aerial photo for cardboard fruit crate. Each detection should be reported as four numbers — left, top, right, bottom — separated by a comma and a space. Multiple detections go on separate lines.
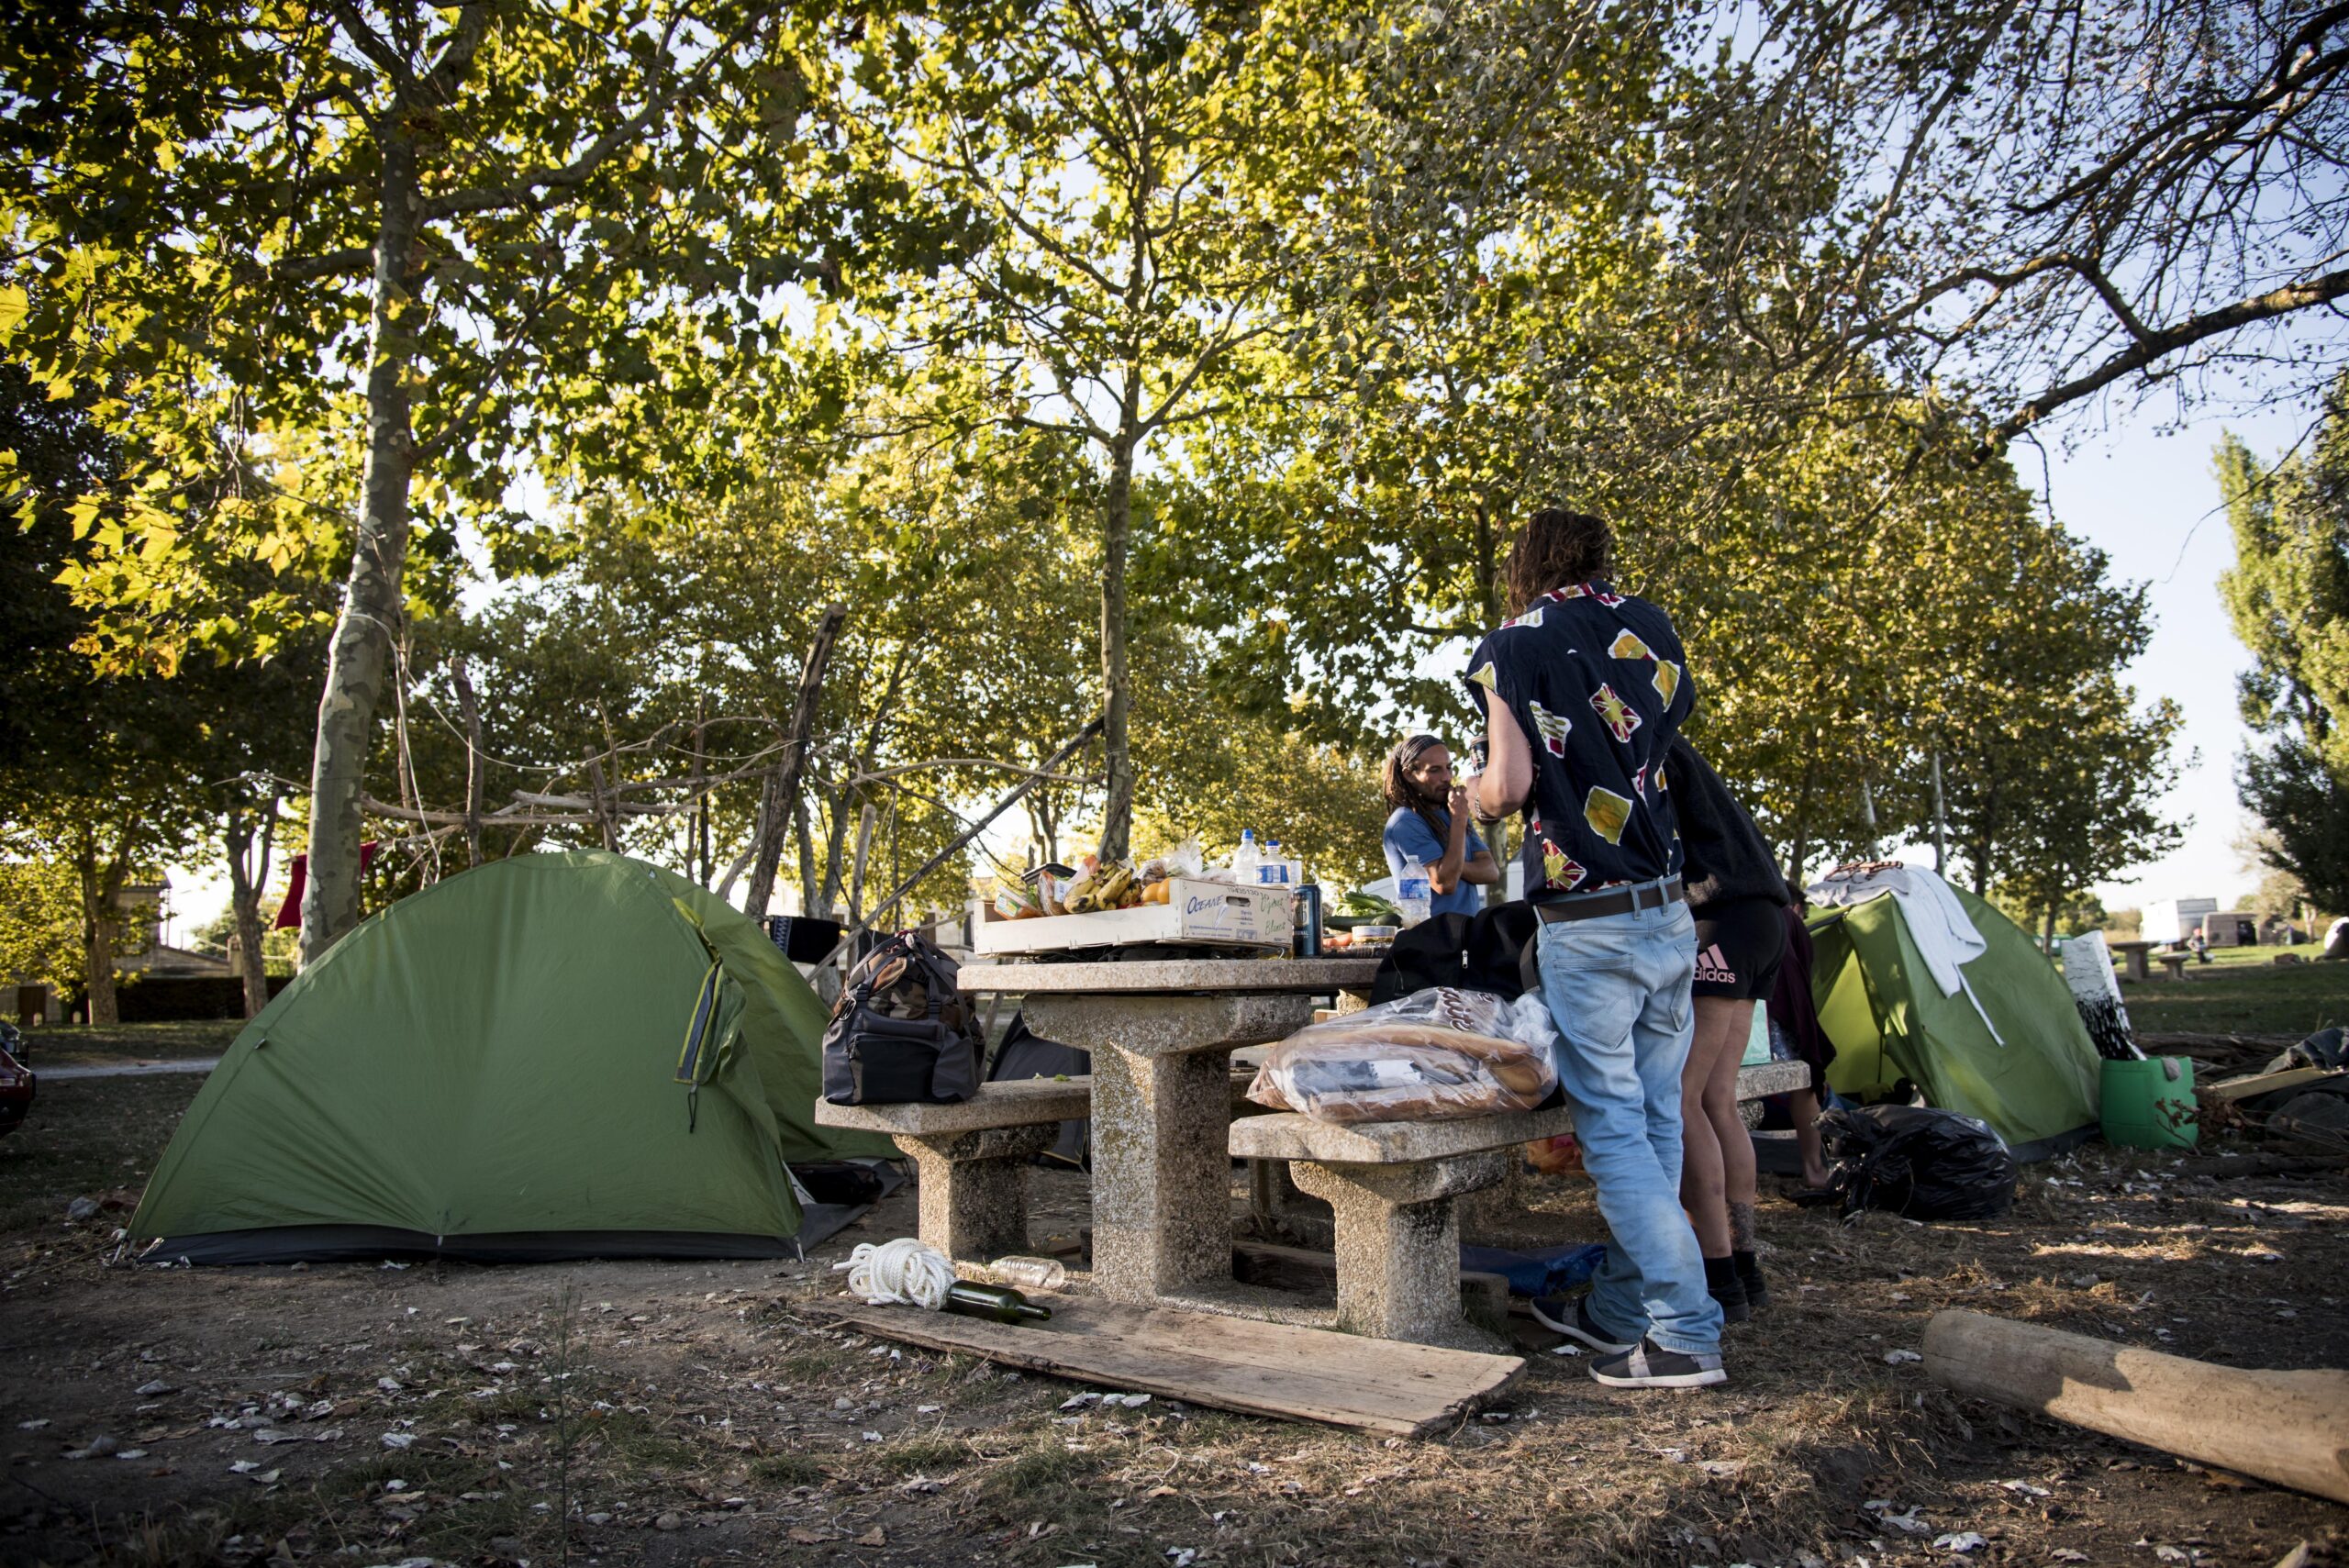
971, 878, 1296, 956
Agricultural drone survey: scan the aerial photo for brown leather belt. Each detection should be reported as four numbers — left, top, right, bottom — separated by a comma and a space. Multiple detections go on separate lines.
1533, 876, 1685, 924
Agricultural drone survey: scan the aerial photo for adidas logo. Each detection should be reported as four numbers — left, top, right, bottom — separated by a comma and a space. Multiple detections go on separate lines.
1694, 943, 1737, 985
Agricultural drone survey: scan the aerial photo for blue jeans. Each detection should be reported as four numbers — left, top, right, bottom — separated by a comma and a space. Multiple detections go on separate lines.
1536, 898, 1720, 1354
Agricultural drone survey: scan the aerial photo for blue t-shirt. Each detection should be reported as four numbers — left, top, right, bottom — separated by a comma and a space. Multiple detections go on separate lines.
1458, 578, 1694, 899
1383, 806, 1489, 918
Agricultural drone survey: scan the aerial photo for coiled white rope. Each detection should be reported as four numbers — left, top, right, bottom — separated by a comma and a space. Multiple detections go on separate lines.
834, 1238, 956, 1310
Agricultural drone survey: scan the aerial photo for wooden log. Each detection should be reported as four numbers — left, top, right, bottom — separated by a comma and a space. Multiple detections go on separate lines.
1923, 1309, 2349, 1504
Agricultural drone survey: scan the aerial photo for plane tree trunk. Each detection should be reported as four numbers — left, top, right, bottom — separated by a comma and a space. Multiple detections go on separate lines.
71, 822, 131, 1027
224, 793, 278, 1018
1097, 428, 1137, 862
302, 125, 424, 962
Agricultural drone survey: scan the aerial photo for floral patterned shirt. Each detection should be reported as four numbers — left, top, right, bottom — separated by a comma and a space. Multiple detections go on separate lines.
1459, 579, 1695, 898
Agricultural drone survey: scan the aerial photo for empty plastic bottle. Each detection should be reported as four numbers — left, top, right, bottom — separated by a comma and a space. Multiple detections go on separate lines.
985, 1255, 1068, 1291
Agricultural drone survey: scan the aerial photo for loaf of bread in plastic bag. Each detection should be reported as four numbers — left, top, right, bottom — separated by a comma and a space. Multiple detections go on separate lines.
1244, 986, 1558, 1124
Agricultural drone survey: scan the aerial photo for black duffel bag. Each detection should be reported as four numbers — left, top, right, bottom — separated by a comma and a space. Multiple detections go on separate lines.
821, 930, 982, 1106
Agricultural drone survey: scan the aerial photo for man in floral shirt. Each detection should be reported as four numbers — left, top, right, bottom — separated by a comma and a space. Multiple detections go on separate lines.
1466, 506, 1723, 1388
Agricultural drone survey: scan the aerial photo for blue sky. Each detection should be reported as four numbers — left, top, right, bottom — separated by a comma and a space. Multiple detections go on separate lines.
2037, 396, 2316, 912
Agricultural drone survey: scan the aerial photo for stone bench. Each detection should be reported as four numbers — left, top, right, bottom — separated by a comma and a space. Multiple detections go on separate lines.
2159, 954, 2190, 981
1229, 1059, 1818, 1348
1228, 1105, 1577, 1348
815, 1081, 1090, 1262
812, 1071, 1263, 1263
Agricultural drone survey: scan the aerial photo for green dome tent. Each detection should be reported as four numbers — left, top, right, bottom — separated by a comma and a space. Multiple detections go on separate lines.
1809, 883, 2104, 1161
130, 851, 894, 1262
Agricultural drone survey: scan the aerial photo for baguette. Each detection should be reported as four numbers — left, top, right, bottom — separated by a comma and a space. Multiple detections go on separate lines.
1286, 1021, 1529, 1060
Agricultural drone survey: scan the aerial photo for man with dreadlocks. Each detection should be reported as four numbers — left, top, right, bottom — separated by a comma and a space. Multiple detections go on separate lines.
1379, 735, 1500, 918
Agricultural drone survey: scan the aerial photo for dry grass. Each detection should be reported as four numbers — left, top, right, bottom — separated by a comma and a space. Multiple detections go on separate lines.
3, 1076, 2346, 1567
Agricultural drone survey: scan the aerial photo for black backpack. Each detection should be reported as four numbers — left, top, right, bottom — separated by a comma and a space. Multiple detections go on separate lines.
1369, 903, 1544, 1004
821, 930, 983, 1106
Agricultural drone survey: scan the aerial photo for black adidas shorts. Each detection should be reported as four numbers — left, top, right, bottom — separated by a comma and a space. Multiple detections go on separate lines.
1691, 896, 1787, 1001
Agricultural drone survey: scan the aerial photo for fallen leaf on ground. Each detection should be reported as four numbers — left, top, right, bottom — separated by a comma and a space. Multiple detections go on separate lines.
858, 1526, 887, 1546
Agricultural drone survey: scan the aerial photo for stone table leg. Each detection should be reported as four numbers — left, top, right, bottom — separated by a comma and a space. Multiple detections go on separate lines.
1025, 993, 1314, 1305
1291, 1152, 1509, 1349
899, 1126, 1055, 1262
1088, 1042, 1238, 1299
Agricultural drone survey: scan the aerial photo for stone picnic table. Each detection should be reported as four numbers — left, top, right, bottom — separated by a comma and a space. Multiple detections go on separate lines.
2109, 940, 2156, 982
963, 956, 1381, 1309
816, 953, 1813, 1347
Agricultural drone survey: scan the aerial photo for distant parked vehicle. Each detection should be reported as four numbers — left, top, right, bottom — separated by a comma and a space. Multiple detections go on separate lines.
0, 1035, 32, 1139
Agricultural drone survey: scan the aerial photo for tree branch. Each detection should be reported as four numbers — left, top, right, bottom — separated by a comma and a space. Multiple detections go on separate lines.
1983, 264, 2349, 451
274, 245, 375, 283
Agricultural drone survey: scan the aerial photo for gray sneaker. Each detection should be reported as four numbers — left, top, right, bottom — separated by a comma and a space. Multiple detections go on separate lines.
1589, 1338, 1727, 1389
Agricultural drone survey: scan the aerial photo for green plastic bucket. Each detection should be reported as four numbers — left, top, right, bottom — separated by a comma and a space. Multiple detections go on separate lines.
2100, 1056, 2199, 1149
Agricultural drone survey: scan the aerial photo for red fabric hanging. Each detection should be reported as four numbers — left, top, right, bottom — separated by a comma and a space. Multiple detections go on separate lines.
272, 841, 380, 929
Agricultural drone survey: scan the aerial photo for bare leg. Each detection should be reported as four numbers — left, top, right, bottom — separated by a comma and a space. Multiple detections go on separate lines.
1678, 997, 1746, 1257
1790, 1088, 1831, 1188
1699, 999, 1758, 1213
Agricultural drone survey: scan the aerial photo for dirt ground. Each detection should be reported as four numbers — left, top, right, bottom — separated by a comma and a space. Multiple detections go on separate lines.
4, 1062, 2345, 1568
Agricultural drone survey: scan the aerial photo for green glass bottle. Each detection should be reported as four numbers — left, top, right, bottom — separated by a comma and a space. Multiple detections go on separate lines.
944, 1281, 1052, 1324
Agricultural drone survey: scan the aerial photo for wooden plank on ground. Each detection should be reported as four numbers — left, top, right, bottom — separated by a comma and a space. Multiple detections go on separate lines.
830, 1296, 1521, 1438
2207, 1065, 2342, 1103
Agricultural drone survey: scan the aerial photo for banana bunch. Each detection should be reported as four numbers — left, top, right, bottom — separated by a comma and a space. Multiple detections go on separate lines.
1064, 862, 1141, 913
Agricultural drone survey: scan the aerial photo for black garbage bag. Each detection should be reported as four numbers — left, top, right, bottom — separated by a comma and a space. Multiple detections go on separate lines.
1819, 1104, 2017, 1221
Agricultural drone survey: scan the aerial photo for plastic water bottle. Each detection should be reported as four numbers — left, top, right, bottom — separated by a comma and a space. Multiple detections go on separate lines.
987, 1254, 1068, 1291
1261, 840, 1287, 885
1233, 829, 1261, 884
1399, 855, 1432, 926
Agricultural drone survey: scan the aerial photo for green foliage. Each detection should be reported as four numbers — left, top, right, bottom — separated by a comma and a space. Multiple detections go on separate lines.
0, 857, 80, 993
185, 907, 299, 976
2218, 385, 2349, 913
2236, 738, 2349, 917
0, 0, 2210, 940
866, 0, 1369, 856
1987, 885, 2105, 947
0, 2, 931, 661
368, 417, 1106, 919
